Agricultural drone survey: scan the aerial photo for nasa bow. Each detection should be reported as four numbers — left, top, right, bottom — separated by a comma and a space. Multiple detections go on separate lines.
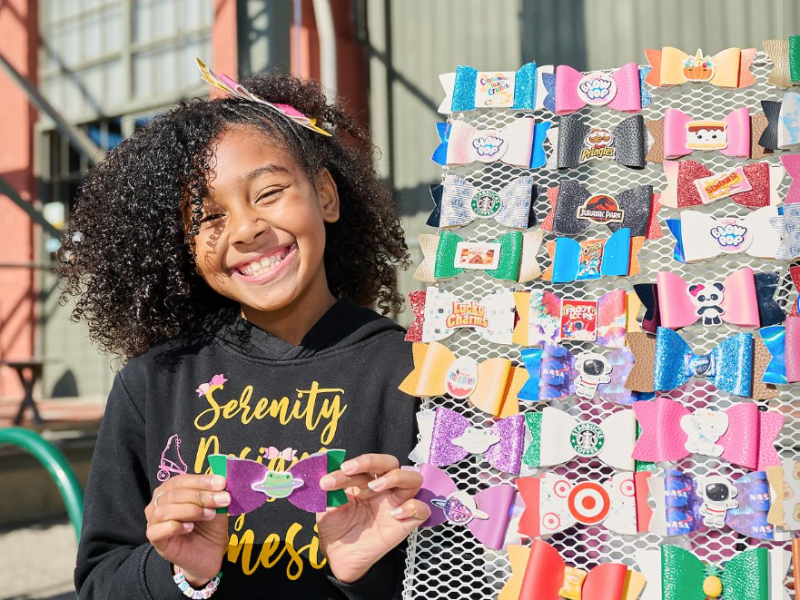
438, 63, 543, 113
541, 63, 651, 115
542, 228, 645, 283
761, 265, 800, 384
547, 114, 649, 169
644, 47, 756, 88
765, 36, 800, 88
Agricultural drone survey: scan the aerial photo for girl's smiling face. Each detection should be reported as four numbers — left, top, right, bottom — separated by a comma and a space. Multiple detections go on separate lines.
191, 126, 340, 318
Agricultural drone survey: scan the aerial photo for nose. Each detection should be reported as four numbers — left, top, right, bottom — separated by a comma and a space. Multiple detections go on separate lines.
228, 205, 269, 247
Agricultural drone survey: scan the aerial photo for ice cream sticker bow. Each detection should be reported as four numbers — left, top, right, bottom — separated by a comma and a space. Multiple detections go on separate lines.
438, 62, 543, 113
638, 545, 791, 600
542, 228, 644, 283
651, 107, 753, 161
765, 36, 800, 88
766, 458, 800, 532
516, 471, 652, 537
632, 398, 783, 471
546, 114, 650, 169
499, 540, 646, 600
759, 92, 800, 150
661, 160, 785, 210
541, 62, 651, 115
415, 463, 516, 550
626, 329, 776, 400
513, 289, 629, 348
541, 182, 662, 239
404, 288, 515, 345
430, 118, 551, 169
427, 175, 537, 230
206, 451, 347, 515
644, 47, 756, 88
414, 230, 543, 283
761, 265, 800, 384
632, 269, 785, 332
769, 204, 800, 260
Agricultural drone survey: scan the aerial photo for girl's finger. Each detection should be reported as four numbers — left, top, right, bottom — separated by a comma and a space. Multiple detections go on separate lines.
151, 488, 231, 510
146, 520, 195, 546
319, 471, 373, 492
339, 453, 400, 477
149, 502, 217, 526
367, 467, 423, 502
164, 473, 227, 492
389, 499, 431, 528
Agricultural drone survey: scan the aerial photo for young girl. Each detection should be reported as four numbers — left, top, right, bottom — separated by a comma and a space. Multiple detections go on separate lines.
64, 69, 428, 599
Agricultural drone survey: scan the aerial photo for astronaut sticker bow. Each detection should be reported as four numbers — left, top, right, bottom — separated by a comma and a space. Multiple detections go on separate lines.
769, 204, 800, 260
644, 47, 756, 88
415, 230, 543, 283
542, 228, 645, 283
546, 114, 650, 169
764, 36, 800, 88
759, 92, 800, 150
632, 398, 784, 471
761, 266, 800, 384
207, 451, 347, 515
431, 119, 551, 169
415, 463, 517, 550
541, 62, 652, 115
540, 181, 662, 239
499, 540, 647, 600
404, 288, 516, 345
438, 63, 543, 113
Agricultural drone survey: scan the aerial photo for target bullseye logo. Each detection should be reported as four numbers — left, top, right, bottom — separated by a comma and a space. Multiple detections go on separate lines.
568, 481, 611, 525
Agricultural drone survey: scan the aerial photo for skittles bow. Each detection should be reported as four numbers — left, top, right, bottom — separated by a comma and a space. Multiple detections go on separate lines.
541, 63, 651, 115
547, 114, 649, 169
542, 228, 645, 283
644, 47, 756, 88
764, 36, 800, 88
438, 63, 542, 114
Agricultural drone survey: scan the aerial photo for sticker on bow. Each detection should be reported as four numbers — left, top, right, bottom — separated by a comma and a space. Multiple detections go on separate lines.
252, 470, 304, 499
445, 356, 479, 399
559, 300, 598, 342
470, 189, 503, 218
682, 49, 715, 82
570, 422, 605, 457
710, 219, 751, 253
686, 120, 727, 151
476, 72, 514, 107
694, 166, 752, 204
580, 128, 615, 163
471, 135, 505, 161
680, 409, 729, 457
574, 351, 613, 399
688, 282, 726, 326
698, 475, 738, 528
432, 491, 489, 525
454, 241, 501, 270
577, 73, 617, 106
576, 194, 625, 225
576, 241, 604, 280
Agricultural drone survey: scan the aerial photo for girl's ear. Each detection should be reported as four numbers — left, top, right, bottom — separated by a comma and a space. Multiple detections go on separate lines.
316, 168, 340, 224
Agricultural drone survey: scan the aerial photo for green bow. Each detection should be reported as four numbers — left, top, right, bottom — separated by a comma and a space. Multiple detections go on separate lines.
661, 545, 769, 600
433, 230, 522, 281
791, 35, 800, 85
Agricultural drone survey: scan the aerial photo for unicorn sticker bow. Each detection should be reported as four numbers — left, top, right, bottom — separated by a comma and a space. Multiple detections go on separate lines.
542, 228, 645, 283
430, 119, 551, 169
761, 265, 800, 384
769, 204, 800, 260
438, 63, 544, 114
546, 114, 650, 169
632, 398, 783, 471
415, 464, 516, 550
653, 107, 752, 160
644, 47, 756, 88
765, 36, 800, 88
541, 63, 651, 115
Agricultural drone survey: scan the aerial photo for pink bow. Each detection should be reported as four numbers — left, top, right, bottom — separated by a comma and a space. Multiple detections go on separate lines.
782, 155, 800, 205
195, 373, 227, 397
664, 107, 751, 159
632, 398, 783, 471
264, 447, 297, 461
553, 63, 642, 114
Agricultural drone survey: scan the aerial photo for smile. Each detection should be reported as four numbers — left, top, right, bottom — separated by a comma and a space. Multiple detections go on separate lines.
231, 243, 298, 282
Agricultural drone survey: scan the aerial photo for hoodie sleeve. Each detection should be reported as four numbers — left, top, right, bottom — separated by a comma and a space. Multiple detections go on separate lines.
326, 548, 404, 600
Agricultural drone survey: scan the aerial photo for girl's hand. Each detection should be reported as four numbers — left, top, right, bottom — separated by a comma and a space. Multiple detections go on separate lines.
317, 454, 430, 584
144, 474, 231, 587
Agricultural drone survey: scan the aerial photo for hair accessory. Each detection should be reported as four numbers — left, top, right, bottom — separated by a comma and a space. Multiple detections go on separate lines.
661, 160, 785, 210
517, 471, 652, 537
644, 47, 756, 88
651, 107, 752, 161
541, 182, 662, 239
546, 114, 649, 169
625, 329, 776, 400
769, 204, 800, 260
761, 266, 800, 384
512, 289, 629, 348
415, 463, 516, 550
632, 398, 783, 471
541, 63, 651, 115
398, 342, 526, 417
764, 36, 800, 88
666, 206, 781, 263
541, 228, 644, 283
632, 269, 785, 333
404, 288, 515, 345
638, 544, 790, 600
427, 175, 537, 230
414, 230, 543, 283
431, 119, 551, 168
759, 92, 800, 150
766, 458, 800, 531
206, 451, 347, 515
782, 155, 800, 204
195, 58, 331, 137
499, 540, 647, 600
173, 565, 223, 598
518, 344, 636, 405
438, 63, 543, 114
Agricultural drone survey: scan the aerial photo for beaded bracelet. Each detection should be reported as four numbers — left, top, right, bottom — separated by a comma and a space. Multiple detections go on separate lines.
173, 565, 223, 599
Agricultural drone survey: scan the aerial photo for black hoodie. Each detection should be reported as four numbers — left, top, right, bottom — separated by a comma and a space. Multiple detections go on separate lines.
75, 298, 418, 600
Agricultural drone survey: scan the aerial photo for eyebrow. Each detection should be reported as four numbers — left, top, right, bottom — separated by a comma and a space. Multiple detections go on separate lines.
240, 164, 290, 182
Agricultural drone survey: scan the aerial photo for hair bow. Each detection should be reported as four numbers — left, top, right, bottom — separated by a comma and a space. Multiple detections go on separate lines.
666, 206, 781, 263
762, 266, 800, 384
769, 204, 800, 260
513, 289, 629, 348
431, 119, 551, 169
499, 540, 647, 600
404, 288, 515, 345
766, 458, 800, 532
398, 342, 526, 417
427, 175, 537, 230
626, 329, 776, 400
518, 344, 636, 405
415, 463, 516, 550
415, 230, 543, 283
632, 398, 783, 471
546, 114, 649, 169
644, 47, 756, 88
517, 471, 652, 537
542, 228, 644, 283
661, 160, 785, 210
647, 469, 786, 540
652, 107, 752, 161
541, 182, 662, 239
632, 269, 785, 333
438, 63, 544, 114
206, 451, 347, 515
782, 154, 800, 204
263, 447, 297, 462
195, 58, 330, 136
541, 63, 651, 115
759, 92, 800, 150
765, 36, 800, 88
638, 545, 790, 600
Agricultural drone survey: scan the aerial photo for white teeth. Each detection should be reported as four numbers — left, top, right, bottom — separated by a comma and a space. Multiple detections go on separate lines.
238, 246, 293, 277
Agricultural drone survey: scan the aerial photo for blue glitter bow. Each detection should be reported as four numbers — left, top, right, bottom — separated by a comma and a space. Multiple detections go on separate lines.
446, 63, 538, 113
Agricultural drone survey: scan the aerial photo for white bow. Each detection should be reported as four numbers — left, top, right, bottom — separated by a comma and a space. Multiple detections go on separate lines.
420, 287, 515, 345
678, 206, 780, 262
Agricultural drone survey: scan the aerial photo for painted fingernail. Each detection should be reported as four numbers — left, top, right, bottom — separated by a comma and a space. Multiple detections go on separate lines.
183, 522, 194, 532
341, 460, 357, 474
203, 508, 215, 519
213, 492, 230, 505
390, 507, 403, 517
368, 477, 387, 491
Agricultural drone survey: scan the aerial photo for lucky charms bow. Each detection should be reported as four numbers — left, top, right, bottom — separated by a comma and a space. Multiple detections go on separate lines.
632, 398, 783, 471
431, 118, 551, 169
644, 47, 756, 88
438, 62, 543, 113
499, 540, 647, 600
541, 63, 651, 115
427, 175, 537, 229
765, 36, 800, 88
626, 328, 777, 400
638, 545, 791, 600
415, 463, 517, 550
540, 181, 662, 239
542, 228, 645, 283
546, 114, 650, 169
769, 204, 800, 260
207, 451, 347, 515
761, 265, 800, 384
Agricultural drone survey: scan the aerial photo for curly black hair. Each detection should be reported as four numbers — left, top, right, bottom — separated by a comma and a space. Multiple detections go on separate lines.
58, 71, 410, 361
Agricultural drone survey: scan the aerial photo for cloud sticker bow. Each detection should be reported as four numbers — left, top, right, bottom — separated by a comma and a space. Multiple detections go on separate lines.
644, 47, 756, 88
542, 228, 645, 283
542, 62, 651, 115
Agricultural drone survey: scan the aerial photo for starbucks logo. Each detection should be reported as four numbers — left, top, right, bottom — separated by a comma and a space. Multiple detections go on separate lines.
471, 190, 502, 218
570, 423, 605, 457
